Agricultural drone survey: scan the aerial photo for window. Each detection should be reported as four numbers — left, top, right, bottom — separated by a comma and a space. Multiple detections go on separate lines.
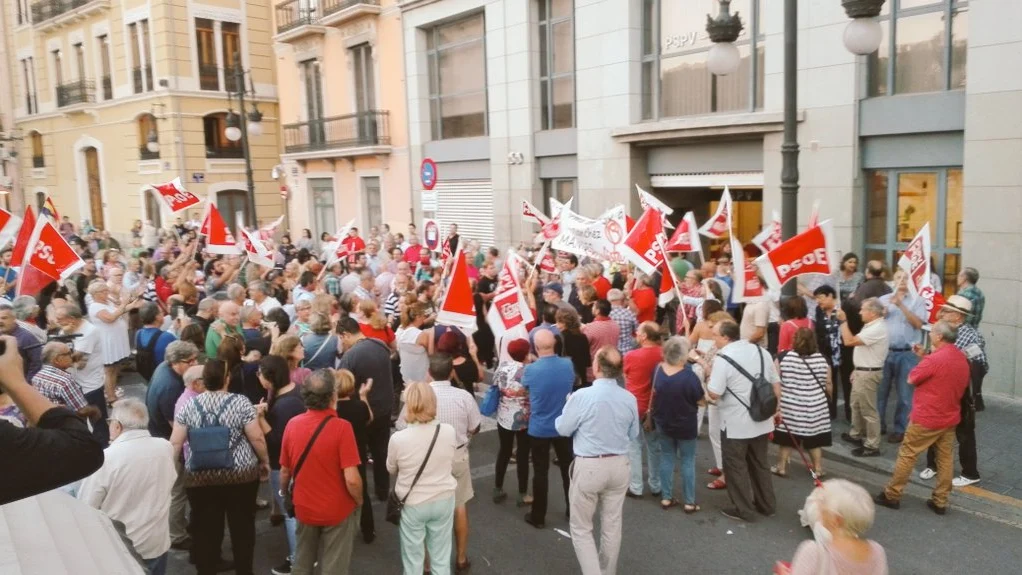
538, 0, 574, 129
222, 22, 241, 92
141, 19, 153, 92
641, 0, 764, 120
427, 13, 487, 140
129, 20, 153, 93
309, 178, 336, 240
52, 50, 63, 88
138, 114, 159, 160
868, 1, 967, 97
217, 190, 250, 233
203, 113, 243, 158
542, 178, 577, 212
73, 43, 86, 80
30, 132, 44, 168
196, 19, 218, 91
16, 0, 25, 25
22, 58, 37, 114
351, 44, 378, 144
362, 177, 382, 230
864, 168, 963, 297
301, 60, 325, 146
129, 22, 142, 93
98, 35, 113, 100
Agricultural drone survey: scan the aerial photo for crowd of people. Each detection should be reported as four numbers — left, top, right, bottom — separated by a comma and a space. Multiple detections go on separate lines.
0, 215, 990, 575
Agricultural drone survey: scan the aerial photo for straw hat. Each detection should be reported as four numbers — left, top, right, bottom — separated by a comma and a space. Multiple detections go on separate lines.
941, 294, 973, 316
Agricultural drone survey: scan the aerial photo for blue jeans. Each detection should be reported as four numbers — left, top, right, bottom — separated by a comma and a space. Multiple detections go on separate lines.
269, 470, 297, 562
145, 553, 167, 575
657, 436, 697, 504
878, 350, 919, 435
628, 427, 661, 495
400, 496, 455, 575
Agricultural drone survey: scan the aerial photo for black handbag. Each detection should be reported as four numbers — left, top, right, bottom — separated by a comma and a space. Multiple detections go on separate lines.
386, 424, 441, 525
284, 416, 333, 518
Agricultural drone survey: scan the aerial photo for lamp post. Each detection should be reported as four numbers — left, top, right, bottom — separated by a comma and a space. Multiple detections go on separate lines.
223, 52, 263, 228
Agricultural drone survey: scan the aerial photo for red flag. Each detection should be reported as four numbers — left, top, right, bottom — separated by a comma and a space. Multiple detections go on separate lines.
10, 206, 36, 267
664, 212, 703, 253
619, 207, 667, 276
927, 291, 946, 324
199, 202, 211, 236
635, 184, 675, 229
17, 217, 84, 297
752, 210, 783, 254
698, 187, 732, 239
625, 215, 636, 232
204, 204, 240, 255
897, 223, 936, 319
731, 236, 764, 302
486, 251, 534, 339
152, 177, 201, 213
239, 226, 274, 268
521, 200, 550, 226
436, 246, 477, 333
534, 242, 557, 274
658, 259, 681, 307
754, 220, 837, 292
259, 215, 285, 241
0, 208, 23, 252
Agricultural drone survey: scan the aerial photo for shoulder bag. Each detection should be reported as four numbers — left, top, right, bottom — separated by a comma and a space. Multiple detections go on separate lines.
386, 424, 441, 525
283, 416, 334, 517
799, 355, 831, 398
301, 334, 334, 368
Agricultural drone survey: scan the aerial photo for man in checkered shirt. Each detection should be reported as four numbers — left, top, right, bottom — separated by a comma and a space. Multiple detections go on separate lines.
920, 295, 988, 488
607, 289, 638, 356
31, 341, 98, 421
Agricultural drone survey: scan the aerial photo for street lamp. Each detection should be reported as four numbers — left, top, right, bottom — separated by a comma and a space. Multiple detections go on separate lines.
223, 52, 261, 228
705, 1, 744, 76
146, 128, 159, 153
842, 0, 886, 55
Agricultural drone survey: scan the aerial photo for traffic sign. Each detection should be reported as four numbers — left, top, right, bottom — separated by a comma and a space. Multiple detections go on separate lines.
420, 158, 438, 191
423, 218, 440, 251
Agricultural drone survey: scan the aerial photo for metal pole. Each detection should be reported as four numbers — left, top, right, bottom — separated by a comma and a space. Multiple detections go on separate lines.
235, 57, 257, 228
780, 0, 799, 297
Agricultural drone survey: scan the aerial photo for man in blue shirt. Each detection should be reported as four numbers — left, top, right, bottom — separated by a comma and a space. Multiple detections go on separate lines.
556, 346, 638, 574
0, 248, 16, 300
878, 270, 928, 443
135, 303, 177, 371
521, 328, 575, 528
527, 304, 562, 355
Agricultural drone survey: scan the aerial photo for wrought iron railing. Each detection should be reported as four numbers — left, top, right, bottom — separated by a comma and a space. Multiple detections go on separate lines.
32, 155, 44, 168
275, 0, 318, 34
56, 79, 94, 107
283, 110, 390, 154
30, 0, 91, 23
101, 75, 112, 100
140, 146, 160, 160
322, 0, 379, 17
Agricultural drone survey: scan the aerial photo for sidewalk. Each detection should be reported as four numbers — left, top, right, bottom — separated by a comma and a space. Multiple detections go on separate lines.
822, 394, 1022, 521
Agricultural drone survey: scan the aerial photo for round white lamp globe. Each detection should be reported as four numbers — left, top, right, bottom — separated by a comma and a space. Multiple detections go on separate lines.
247, 120, 263, 138
146, 140, 159, 153
844, 17, 883, 55
225, 126, 242, 142
707, 42, 741, 76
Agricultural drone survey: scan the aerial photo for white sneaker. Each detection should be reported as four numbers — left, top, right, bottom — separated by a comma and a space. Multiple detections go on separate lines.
919, 468, 936, 480
953, 476, 981, 488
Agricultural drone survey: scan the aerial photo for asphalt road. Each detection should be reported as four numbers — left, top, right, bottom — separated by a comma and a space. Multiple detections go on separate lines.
163, 421, 1022, 575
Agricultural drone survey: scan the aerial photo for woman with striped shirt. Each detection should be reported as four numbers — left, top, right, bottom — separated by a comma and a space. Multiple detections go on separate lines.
772, 327, 832, 478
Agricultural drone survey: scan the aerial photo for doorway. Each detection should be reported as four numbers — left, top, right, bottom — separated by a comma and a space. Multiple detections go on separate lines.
84, 146, 104, 229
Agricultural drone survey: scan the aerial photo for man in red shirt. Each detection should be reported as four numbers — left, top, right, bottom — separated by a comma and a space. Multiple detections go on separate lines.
280, 370, 363, 573
590, 263, 611, 301
629, 274, 657, 324
875, 320, 969, 515
623, 321, 663, 497
581, 299, 620, 382
403, 234, 425, 265
342, 228, 366, 267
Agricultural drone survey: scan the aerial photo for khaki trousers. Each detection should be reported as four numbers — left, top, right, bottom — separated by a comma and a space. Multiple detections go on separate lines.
884, 423, 956, 508
569, 455, 630, 575
293, 509, 359, 575
850, 369, 883, 450
169, 459, 189, 544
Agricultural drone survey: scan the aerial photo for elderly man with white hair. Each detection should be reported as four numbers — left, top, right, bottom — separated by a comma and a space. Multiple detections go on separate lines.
204, 300, 243, 358
32, 341, 99, 422
837, 297, 889, 458
78, 398, 177, 575
246, 280, 281, 316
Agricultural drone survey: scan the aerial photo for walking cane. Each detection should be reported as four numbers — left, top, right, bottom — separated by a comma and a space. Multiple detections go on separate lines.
776, 414, 824, 488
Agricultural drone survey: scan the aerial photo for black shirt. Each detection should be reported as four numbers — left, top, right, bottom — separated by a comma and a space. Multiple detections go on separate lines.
191, 314, 214, 338
561, 330, 592, 387
266, 388, 305, 470
335, 399, 371, 460
452, 356, 481, 392
0, 407, 104, 505
338, 337, 394, 416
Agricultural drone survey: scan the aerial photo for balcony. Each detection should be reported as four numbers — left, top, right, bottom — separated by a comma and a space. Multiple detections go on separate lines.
224, 67, 241, 93
30, 0, 110, 33
274, 0, 326, 43
32, 156, 45, 168
282, 110, 391, 159
139, 146, 160, 161
132, 66, 152, 93
321, 0, 380, 27
56, 79, 95, 108
101, 75, 112, 100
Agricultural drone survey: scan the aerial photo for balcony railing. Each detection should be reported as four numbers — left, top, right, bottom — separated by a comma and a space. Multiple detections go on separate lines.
224, 67, 241, 93
283, 110, 390, 154
25, 93, 38, 115
132, 66, 152, 93
56, 79, 95, 107
275, 0, 318, 34
31, 0, 89, 23
199, 64, 219, 91
32, 155, 44, 168
101, 75, 112, 100
322, 0, 379, 17
139, 146, 160, 160
206, 145, 244, 159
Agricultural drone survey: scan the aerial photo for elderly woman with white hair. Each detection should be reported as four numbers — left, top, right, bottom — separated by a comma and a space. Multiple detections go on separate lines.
649, 336, 705, 512
87, 279, 141, 405
777, 479, 888, 574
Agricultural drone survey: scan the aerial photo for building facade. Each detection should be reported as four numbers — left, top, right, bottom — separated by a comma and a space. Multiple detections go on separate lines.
1, 0, 282, 238
398, 0, 1022, 397
271, 0, 412, 242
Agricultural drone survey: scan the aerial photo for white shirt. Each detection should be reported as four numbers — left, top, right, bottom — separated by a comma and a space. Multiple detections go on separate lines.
340, 273, 361, 295
68, 321, 105, 394
245, 297, 282, 316
397, 381, 482, 447
396, 326, 429, 383
77, 430, 176, 560
386, 422, 457, 507
708, 340, 778, 440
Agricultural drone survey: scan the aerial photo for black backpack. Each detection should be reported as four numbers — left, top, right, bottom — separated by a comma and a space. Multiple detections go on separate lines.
718, 347, 778, 423
136, 330, 162, 382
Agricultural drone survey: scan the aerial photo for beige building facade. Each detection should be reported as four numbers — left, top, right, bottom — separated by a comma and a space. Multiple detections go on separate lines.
1, 0, 282, 238
271, 0, 412, 240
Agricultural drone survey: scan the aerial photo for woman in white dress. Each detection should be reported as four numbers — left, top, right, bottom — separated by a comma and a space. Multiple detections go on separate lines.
86, 280, 139, 404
